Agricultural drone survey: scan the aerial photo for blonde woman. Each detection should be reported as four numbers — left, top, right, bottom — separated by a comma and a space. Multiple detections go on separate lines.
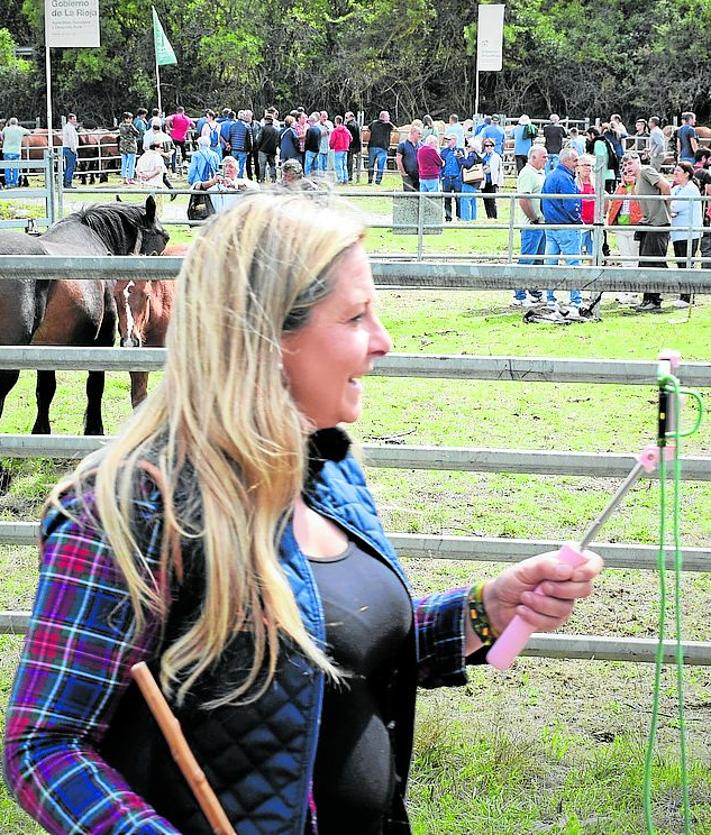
575, 153, 597, 261
4, 193, 602, 834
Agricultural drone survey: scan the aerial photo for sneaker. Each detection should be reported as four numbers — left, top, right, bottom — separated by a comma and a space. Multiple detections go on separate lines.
510, 298, 525, 307
635, 301, 663, 313
672, 299, 690, 309
546, 300, 558, 310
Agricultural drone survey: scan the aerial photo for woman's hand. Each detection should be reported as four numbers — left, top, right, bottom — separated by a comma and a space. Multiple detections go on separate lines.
483, 550, 603, 637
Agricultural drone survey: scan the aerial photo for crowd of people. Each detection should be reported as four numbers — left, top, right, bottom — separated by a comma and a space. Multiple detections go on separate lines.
1, 104, 707, 314
512, 113, 709, 314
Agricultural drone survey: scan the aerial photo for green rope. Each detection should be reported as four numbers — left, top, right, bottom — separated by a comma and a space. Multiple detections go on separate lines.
642, 375, 704, 834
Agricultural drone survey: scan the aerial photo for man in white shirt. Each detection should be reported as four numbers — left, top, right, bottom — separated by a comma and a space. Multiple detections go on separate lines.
143, 119, 172, 155
648, 116, 667, 172
62, 113, 79, 189
1, 117, 30, 188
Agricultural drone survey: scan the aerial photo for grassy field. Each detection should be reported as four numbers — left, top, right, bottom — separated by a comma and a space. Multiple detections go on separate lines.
0, 191, 710, 833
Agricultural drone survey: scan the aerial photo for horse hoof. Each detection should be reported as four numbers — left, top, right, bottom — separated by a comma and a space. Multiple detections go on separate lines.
0, 465, 12, 495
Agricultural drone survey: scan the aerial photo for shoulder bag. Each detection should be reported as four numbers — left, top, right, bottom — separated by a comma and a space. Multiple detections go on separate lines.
462, 163, 485, 184
187, 154, 217, 221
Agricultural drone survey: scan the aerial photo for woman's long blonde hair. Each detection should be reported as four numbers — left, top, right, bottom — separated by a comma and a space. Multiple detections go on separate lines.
49, 191, 364, 707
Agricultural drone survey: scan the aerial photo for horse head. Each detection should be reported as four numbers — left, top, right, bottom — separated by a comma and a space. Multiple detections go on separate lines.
136, 196, 170, 256
114, 279, 152, 348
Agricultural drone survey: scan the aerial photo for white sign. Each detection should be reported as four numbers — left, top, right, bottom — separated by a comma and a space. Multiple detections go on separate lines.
477, 4, 505, 72
45, 0, 100, 48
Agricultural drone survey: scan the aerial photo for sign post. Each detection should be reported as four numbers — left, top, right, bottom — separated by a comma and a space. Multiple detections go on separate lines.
475, 3, 505, 117
44, 0, 100, 181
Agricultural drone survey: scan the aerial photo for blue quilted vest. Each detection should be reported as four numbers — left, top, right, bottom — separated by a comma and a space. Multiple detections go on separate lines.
102, 431, 417, 834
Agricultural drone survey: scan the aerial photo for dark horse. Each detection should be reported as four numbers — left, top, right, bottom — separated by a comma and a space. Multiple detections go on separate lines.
0, 197, 169, 435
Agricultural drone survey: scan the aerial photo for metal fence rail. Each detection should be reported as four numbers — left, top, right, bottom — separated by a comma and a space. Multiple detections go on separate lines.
3, 521, 710, 572
1, 255, 710, 293
0, 608, 706, 664
1, 435, 709, 479
2, 347, 711, 387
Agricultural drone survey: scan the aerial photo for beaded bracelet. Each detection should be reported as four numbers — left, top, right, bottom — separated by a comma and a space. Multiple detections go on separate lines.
467, 581, 498, 646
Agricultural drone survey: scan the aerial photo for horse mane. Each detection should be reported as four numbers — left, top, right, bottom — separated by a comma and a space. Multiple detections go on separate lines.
62, 203, 146, 254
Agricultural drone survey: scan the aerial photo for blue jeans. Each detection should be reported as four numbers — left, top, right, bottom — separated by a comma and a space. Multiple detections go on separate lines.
368, 147, 387, 183
317, 151, 328, 175
121, 153, 136, 181
514, 227, 546, 299
441, 175, 461, 221
459, 182, 478, 221
545, 154, 560, 175
419, 179, 440, 192
334, 151, 347, 183
305, 150, 318, 176
581, 229, 593, 262
235, 151, 248, 178
3, 152, 20, 187
63, 148, 77, 187
545, 227, 582, 304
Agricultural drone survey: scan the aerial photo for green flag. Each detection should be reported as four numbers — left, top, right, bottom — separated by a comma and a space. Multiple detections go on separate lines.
153, 7, 177, 66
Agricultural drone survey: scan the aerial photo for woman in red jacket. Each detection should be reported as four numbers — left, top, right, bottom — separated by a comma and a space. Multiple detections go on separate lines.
329, 115, 352, 185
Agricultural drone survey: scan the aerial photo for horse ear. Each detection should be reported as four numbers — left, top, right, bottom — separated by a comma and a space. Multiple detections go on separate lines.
145, 195, 157, 223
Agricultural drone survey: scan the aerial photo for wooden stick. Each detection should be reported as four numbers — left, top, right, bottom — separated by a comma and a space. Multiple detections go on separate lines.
130, 662, 237, 835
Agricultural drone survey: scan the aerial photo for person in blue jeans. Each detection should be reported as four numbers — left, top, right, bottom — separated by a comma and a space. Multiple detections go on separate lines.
440, 134, 462, 221
541, 147, 583, 308
457, 138, 482, 221
513, 145, 549, 305
62, 113, 80, 189
0, 118, 29, 188
367, 110, 395, 185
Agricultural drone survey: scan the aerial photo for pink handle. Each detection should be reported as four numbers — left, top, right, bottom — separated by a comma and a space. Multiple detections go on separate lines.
487, 543, 588, 671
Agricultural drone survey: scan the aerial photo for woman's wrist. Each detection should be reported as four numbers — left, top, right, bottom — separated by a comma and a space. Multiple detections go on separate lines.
467, 581, 499, 646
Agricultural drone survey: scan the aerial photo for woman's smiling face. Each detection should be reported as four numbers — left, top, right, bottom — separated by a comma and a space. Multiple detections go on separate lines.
281, 244, 393, 429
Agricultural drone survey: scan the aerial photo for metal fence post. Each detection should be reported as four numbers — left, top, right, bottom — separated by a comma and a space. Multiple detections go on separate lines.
593, 155, 605, 266
45, 151, 55, 225
416, 192, 424, 261
57, 151, 65, 219
507, 193, 516, 264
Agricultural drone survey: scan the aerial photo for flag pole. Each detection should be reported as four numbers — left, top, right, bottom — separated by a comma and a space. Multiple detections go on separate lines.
156, 57, 162, 116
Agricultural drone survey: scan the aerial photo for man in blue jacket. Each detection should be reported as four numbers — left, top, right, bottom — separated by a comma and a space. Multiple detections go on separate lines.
440, 134, 462, 221
541, 147, 583, 309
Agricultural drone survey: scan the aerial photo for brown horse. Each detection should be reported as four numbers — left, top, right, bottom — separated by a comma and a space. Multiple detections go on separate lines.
0, 197, 169, 435
77, 130, 120, 184
114, 243, 183, 407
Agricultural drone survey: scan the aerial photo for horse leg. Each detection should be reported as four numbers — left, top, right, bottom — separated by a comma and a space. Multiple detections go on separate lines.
84, 371, 105, 435
0, 370, 20, 495
32, 370, 56, 434
129, 370, 149, 409
0, 369, 20, 422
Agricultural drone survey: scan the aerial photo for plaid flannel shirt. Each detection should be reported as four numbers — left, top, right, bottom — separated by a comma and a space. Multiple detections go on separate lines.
4, 490, 470, 833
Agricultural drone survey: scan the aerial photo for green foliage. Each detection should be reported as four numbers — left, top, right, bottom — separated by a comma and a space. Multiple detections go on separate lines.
3, 0, 711, 130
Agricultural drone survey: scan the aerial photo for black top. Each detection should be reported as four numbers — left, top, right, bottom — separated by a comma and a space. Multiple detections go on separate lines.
543, 123, 567, 155
307, 540, 412, 834
368, 120, 395, 150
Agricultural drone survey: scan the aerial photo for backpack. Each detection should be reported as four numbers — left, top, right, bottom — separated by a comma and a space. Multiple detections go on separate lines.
524, 122, 538, 140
